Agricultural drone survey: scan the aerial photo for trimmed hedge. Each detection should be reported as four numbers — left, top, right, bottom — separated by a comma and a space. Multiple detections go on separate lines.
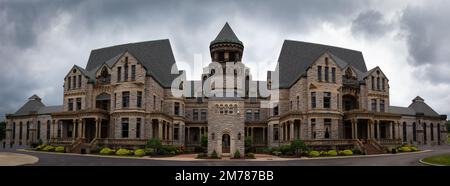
410, 146, 418, 151
328, 150, 338, 156
55, 146, 65, 153
116, 148, 132, 156
42, 145, 55, 152
342, 150, 353, 156
398, 146, 411, 152
134, 149, 146, 156
246, 153, 255, 159
309, 151, 320, 157
35, 144, 47, 151
100, 148, 113, 155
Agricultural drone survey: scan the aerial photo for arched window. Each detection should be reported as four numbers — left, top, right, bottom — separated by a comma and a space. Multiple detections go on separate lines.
211, 69, 215, 75
46, 120, 51, 140
402, 122, 407, 142
423, 123, 427, 144
99, 67, 110, 84
37, 121, 41, 140
412, 122, 417, 142
430, 123, 434, 141
179, 81, 183, 90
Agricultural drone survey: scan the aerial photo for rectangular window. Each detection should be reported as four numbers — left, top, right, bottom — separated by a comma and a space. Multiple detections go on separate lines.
19, 123, 23, 140
201, 109, 207, 121
122, 91, 130, 108
37, 121, 41, 140
26, 122, 30, 140
174, 127, 179, 140
121, 118, 129, 138
323, 92, 331, 109
332, 67, 336, 83
297, 96, 300, 110
193, 109, 199, 121
114, 93, 117, 109
254, 110, 260, 121
337, 94, 340, 110
76, 98, 81, 111
311, 119, 316, 139
325, 66, 329, 82
273, 124, 279, 141
246, 110, 252, 121
136, 118, 141, 139
382, 78, 385, 91
137, 91, 142, 108
78, 75, 81, 88
72, 76, 76, 89
371, 99, 377, 112
124, 64, 128, 80
311, 92, 316, 109
68, 99, 73, 111
117, 67, 122, 82
57, 123, 61, 138
371, 76, 375, 90
318, 66, 322, 81
68, 77, 71, 90
380, 100, 385, 112
131, 65, 136, 80
153, 95, 156, 110
174, 102, 180, 116
377, 77, 380, 90
324, 119, 331, 139
273, 105, 279, 116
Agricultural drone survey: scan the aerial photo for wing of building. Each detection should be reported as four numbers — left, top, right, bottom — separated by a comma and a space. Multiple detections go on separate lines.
5, 23, 448, 156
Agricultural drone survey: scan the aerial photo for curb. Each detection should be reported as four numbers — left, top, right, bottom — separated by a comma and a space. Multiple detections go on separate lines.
16, 149, 434, 162
419, 158, 447, 166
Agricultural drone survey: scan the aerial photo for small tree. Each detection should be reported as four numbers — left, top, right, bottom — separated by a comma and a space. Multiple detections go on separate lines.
244, 136, 252, 153
145, 138, 162, 152
200, 134, 208, 152
290, 139, 307, 157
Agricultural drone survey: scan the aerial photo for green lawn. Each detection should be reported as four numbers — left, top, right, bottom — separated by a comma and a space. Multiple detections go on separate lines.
422, 155, 450, 166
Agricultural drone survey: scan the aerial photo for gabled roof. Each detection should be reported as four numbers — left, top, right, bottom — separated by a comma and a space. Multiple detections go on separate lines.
276, 40, 367, 88
408, 96, 440, 117
85, 39, 178, 88
13, 95, 46, 116
362, 66, 389, 81
210, 22, 243, 46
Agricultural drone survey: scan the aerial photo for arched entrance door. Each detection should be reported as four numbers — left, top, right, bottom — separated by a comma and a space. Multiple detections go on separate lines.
222, 134, 230, 153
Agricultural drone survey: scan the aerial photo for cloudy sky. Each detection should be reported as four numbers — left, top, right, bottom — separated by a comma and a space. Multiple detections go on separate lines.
1, 0, 449, 120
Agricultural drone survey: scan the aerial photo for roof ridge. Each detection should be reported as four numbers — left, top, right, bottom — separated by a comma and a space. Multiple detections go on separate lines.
91, 39, 170, 52
284, 40, 362, 53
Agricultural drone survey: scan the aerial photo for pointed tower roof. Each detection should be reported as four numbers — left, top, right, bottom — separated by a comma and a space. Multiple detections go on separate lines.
210, 22, 243, 46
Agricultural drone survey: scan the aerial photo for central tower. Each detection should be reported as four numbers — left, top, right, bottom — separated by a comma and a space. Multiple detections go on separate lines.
209, 22, 244, 63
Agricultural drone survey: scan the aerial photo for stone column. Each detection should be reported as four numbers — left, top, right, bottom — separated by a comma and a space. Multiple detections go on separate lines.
72, 119, 77, 140
60, 121, 64, 139
354, 119, 358, 139
158, 120, 163, 140
376, 121, 380, 139
82, 119, 86, 138
390, 121, 394, 139
289, 122, 294, 141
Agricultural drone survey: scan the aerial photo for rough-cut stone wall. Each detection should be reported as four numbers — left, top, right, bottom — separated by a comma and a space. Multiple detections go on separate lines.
207, 100, 245, 157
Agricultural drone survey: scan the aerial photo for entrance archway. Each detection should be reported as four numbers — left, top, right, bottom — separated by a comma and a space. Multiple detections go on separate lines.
222, 134, 230, 153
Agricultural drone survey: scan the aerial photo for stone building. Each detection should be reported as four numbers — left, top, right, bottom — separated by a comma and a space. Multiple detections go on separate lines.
4, 23, 448, 156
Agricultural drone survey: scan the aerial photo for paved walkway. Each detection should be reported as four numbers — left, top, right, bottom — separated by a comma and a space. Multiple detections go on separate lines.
0, 152, 39, 166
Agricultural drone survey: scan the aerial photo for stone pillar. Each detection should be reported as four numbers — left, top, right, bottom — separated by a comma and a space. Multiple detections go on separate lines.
390, 121, 394, 139
158, 120, 163, 140
82, 119, 86, 138
376, 121, 380, 139
59, 121, 63, 139
290, 122, 294, 141
72, 119, 77, 139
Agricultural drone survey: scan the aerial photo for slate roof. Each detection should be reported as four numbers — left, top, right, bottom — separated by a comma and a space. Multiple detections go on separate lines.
276, 40, 367, 88
210, 22, 243, 46
408, 96, 440, 117
389, 106, 416, 116
37, 105, 63, 115
85, 39, 178, 88
13, 96, 46, 116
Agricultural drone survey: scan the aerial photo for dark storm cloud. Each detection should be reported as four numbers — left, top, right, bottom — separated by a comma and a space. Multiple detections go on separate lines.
351, 10, 393, 39
400, 2, 450, 83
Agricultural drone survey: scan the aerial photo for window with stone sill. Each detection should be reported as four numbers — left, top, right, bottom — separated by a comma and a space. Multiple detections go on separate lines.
122, 91, 130, 108
121, 118, 129, 138
193, 109, 199, 121
371, 99, 377, 112
76, 98, 82, 111
317, 66, 322, 82
201, 109, 207, 121
137, 91, 142, 108
68, 98, 74, 111
131, 65, 136, 81
273, 124, 279, 141
323, 92, 331, 109
136, 118, 141, 139
246, 110, 252, 121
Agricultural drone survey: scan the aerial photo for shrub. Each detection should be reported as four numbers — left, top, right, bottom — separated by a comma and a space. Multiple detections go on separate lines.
35, 144, 47, 151
100, 147, 113, 155
42, 145, 55, 152
290, 139, 307, 156
116, 148, 132, 156
328, 150, 338, 156
343, 150, 353, 156
145, 138, 162, 151
398, 146, 411, 152
280, 145, 293, 155
144, 148, 155, 155
246, 153, 255, 159
196, 153, 207, 159
134, 149, 145, 156
352, 148, 362, 155
90, 146, 102, 154
272, 151, 282, 156
234, 150, 241, 158
309, 151, 320, 157
320, 151, 328, 156
170, 151, 176, 155
338, 151, 345, 156
162, 145, 178, 154
210, 150, 219, 159
55, 146, 65, 153
410, 146, 418, 151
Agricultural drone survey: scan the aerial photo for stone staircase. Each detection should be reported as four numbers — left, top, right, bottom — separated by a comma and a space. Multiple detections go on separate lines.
363, 139, 386, 155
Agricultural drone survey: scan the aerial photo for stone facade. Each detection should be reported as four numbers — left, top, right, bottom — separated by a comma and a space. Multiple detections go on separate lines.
4, 23, 447, 156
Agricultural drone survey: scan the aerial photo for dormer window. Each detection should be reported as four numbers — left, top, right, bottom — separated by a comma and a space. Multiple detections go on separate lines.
99, 67, 110, 84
